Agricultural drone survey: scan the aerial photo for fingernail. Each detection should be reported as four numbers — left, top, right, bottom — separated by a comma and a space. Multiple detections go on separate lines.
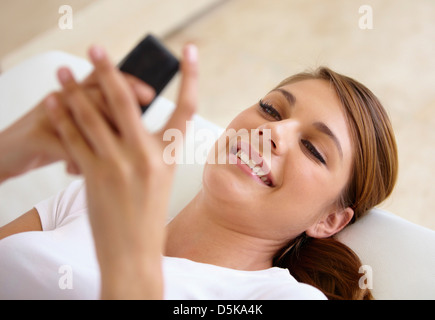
58, 67, 72, 84
90, 45, 106, 62
186, 44, 198, 63
45, 94, 58, 111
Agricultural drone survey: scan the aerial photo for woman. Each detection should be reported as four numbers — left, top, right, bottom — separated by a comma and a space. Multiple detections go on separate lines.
0, 44, 397, 300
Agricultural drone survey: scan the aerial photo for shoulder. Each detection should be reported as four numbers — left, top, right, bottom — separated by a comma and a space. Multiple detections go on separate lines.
35, 179, 87, 230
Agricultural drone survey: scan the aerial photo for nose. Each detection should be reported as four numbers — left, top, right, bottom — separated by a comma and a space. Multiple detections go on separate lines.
257, 119, 300, 156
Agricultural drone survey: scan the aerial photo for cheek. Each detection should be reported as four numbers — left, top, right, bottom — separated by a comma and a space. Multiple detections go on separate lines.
225, 107, 259, 134
268, 162, 339, 227
278, 156, 320, 199
275, 171, 320, 217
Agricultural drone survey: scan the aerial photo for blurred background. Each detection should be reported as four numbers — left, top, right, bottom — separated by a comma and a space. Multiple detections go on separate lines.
0, 0, 434, 230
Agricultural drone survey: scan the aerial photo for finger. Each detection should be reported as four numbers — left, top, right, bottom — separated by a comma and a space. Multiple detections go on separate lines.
88, 45, 146, 143
69, 81, 115, 127
122, 73, 156, 106
57, 67, 118, 158
83, 70, 155, 107
81, 87, 115, 127
44, 93, 94, 172
162, 44, 198, 136
66, 161, 81, 175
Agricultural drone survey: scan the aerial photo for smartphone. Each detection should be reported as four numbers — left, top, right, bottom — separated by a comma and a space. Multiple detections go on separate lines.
118, 34, 179, 114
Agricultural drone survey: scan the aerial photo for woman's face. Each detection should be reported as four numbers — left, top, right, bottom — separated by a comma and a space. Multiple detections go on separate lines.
202, 79, 354, 243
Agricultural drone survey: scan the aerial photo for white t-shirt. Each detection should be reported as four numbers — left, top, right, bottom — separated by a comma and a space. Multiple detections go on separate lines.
0, 180, 326, 300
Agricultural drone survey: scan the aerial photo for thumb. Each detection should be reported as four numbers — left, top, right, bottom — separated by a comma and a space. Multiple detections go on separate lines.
161, 44, 198, 136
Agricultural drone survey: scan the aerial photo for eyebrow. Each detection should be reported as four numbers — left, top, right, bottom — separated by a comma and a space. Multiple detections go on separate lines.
313, 122, 343, 160
271, 88, 296, 106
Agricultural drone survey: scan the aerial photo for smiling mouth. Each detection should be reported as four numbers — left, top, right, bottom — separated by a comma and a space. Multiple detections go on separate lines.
232, 143, 274, 187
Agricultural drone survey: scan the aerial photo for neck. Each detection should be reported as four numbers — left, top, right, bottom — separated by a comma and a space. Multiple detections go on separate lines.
164, 191, 283, 271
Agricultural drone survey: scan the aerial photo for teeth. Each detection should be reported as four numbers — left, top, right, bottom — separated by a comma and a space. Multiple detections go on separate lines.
236, 149, 271, 185
252, 166, 261, 174
247, 159, 256, 169
240, 151, 250, 165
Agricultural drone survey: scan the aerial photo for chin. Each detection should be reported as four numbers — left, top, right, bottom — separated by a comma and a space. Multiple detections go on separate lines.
203, 162, 235, 196
202, 161, 263, 208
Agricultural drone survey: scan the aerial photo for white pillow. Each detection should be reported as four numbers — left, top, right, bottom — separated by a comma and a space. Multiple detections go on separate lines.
336, 208, 435, 299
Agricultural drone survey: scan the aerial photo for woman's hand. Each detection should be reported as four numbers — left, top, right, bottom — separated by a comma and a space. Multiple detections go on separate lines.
0, 68, 155, 183
45, 44, 198, 299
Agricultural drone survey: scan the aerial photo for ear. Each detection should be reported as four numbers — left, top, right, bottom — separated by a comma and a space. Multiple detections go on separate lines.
306, 207, 354, 238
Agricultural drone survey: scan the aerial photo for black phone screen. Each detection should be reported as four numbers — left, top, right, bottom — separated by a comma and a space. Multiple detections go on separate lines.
118, 34, 179, 114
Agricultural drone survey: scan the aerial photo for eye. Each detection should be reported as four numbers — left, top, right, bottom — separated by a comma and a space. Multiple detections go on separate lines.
301, 139, 326, 165
259, 100, 282, 121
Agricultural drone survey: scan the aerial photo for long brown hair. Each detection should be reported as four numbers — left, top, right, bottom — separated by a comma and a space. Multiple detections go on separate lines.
272, 67, 398, 300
